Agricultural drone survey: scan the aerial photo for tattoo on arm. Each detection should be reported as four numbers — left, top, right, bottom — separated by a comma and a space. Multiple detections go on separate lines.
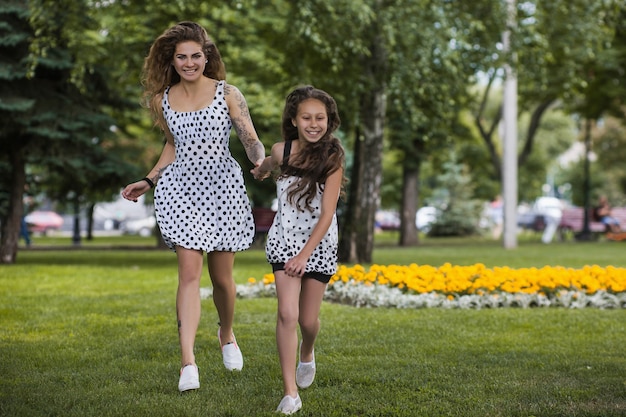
149, 165, 170, 185
226, 84, 265, 163
232, 118, 265, 162
226, 84, 251, 119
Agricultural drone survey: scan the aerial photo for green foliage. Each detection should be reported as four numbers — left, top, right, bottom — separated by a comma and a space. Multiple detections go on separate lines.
592, 117, 626, 202
3, 0, 626, 257
88, 0, 293, 207
0, 1, 141, 258
516, 109, 578, 201
427, 157, 483, 237
557, 159, 605, 207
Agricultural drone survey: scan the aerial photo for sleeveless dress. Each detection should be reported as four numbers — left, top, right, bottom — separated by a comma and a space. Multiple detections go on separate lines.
154, 80, 254, 252
265, 140, 338, 276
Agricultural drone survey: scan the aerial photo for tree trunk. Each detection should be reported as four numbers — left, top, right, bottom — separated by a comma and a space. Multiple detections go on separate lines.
338, 128, 363, 263
86, 202, 95, 241
474, 73, 503, 181
340, 86, 385, 264
399, 164, 420, 246
339, 32, 387, 264
71, 196, 82, 246
0, 148, 26, 264
518, 99, 554, 166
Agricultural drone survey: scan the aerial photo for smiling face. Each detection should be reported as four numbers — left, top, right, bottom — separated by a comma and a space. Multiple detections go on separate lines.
172, 41, 206, 81
292, 98, 328, 143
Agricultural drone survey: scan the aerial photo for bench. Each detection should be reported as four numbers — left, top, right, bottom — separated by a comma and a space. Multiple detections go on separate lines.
558, 206, 626, 241
251, 207, 276, 246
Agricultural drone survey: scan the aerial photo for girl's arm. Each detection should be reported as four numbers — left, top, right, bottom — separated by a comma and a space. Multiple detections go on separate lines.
224, 83, 265, 167
284, 167, 343, 277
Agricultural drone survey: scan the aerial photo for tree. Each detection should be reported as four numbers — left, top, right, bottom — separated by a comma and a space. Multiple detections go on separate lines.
0, 1, 135, 262
280, 0, 381, 263
426, 157, 484, 237
386, 1, 474, 246
460, 0, 621, 184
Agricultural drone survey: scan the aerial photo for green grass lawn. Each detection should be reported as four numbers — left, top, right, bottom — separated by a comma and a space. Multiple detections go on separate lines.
1, 235, 625, 416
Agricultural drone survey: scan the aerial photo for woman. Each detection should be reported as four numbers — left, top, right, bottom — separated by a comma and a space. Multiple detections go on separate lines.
122, 21, 265, 392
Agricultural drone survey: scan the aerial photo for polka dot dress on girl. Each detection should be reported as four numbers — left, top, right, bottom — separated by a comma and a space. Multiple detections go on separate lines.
265, 142, 338, 277
154, 80, 254, 252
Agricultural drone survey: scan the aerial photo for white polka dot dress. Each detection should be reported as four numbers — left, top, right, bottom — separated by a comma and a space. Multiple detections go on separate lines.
265, 147, 338, 276
154, 81, 254, 252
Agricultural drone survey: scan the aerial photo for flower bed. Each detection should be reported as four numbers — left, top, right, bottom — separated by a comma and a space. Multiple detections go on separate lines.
200, 263, 626, 309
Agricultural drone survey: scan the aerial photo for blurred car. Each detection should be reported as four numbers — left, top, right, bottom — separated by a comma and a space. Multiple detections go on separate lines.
375, 210, 400, 231
25, 211, 64, 234
416, 206, 438, 233
121, 216, 156, 237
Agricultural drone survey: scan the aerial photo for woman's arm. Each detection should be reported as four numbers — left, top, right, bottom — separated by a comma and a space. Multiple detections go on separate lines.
121, 97, 176, 202
224, 83, 265, 167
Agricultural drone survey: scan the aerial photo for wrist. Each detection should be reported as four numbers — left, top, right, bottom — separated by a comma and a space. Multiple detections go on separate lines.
142, 177, 155, 188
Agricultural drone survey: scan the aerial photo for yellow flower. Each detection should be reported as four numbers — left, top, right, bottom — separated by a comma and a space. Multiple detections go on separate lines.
249, 263, 626, 297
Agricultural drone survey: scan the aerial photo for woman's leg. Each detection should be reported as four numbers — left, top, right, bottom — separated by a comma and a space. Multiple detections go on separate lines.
175, 247, 204, 367
207, 251, 236, 344
275, 271, 302, 397
298, 279, 327, 362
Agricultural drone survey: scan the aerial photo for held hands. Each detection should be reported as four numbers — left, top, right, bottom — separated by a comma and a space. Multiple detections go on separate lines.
121, 180, 151, 203
251, 159, 271, 181
251, 165, 270, 181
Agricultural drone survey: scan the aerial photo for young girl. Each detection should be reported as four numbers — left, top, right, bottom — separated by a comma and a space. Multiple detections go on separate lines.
252, 86, 346, 414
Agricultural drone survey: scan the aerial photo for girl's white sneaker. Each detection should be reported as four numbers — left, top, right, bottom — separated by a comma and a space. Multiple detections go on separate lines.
296, 344, 316, 389
276, 394, 302, 414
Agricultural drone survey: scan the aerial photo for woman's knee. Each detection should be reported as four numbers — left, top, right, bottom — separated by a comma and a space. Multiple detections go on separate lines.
179, 271, 201, 287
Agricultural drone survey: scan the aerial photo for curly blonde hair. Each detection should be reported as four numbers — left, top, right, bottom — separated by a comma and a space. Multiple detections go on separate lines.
141, 21, 226, 129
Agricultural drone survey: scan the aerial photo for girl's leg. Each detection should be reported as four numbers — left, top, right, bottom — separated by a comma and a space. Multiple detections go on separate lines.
298, 279, 327, 362
275, 271, 302, 398
175, 247, 204, 367
207, 251, 236, 343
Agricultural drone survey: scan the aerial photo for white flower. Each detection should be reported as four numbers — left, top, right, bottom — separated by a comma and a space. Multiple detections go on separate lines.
199, 281, 626, 309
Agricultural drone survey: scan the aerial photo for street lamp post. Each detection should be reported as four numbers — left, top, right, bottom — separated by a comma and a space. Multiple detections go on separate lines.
502, 0, 518, 249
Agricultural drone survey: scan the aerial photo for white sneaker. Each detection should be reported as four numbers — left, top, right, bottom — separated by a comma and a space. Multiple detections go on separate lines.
276, 394, 302, 414
178, 364, 199, 392
218, 327, 243, 371
296, 343, 316, 389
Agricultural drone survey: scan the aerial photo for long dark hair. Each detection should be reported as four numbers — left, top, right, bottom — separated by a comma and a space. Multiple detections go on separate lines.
280, 86, 346, 211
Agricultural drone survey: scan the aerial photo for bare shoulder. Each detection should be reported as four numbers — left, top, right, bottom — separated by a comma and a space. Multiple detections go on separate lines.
271, 141, 285, 153
270, 141, 285, 163
224, 83, 251, 119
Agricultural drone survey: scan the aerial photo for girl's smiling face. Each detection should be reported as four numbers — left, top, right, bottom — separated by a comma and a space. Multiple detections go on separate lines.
172, 41, 206, 81
292, 99, 328, 143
